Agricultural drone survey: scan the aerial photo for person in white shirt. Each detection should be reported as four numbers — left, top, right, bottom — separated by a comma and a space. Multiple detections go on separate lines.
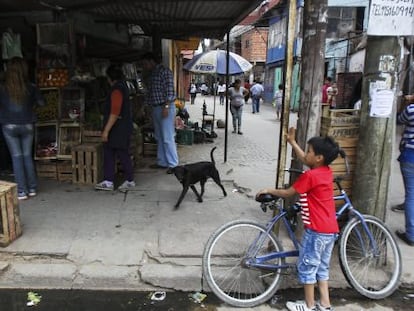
250, 80, 264, 113
217, 81, 226, 105
189, 79, 197, 105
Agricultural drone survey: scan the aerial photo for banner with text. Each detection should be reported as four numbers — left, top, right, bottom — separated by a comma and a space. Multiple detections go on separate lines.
367, 0, 414, 36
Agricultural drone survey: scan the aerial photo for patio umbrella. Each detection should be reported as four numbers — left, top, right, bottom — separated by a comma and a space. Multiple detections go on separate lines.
183, 49, 252, 75
184, 49, 252, 162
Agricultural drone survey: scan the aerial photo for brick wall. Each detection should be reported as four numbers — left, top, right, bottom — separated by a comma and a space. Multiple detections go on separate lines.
241, 28, 268, 63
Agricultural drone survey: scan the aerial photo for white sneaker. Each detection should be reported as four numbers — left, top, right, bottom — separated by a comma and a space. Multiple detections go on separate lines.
316, 302, 333, 311
118, 180, 136, 192
95, 180, 114, 191
286, 301, 316, 311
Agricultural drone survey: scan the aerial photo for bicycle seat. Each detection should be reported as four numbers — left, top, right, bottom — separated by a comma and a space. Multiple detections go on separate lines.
255, 193, 278, 203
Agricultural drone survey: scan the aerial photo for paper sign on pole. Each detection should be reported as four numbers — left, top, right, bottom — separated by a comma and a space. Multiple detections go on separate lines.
367, 0, 414, 36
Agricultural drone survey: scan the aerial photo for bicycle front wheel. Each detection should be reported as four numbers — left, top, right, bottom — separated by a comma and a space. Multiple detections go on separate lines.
202, 220, 284, 308
339, 215, 402, 299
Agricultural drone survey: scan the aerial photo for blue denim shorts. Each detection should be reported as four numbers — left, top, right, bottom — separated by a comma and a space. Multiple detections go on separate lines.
297, 229, 338, 284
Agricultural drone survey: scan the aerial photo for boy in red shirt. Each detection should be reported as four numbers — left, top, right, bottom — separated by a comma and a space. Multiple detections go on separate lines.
257, 127, 343, 311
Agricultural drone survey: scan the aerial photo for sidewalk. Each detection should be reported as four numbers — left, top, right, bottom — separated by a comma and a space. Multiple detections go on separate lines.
0, 95, 413, 296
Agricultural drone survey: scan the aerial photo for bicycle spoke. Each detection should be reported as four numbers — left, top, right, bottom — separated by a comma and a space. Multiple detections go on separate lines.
203, 220, 284, 307
339, 216, 402, 299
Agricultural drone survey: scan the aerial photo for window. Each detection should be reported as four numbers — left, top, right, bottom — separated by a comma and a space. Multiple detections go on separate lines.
327, 7, 356, 39
245, 39, 250, 48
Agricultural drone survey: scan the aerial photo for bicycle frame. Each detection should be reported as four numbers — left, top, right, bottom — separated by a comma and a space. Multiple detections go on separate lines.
246, 201, 300, 271
246, 187, 382, 271
335, 189, 382, 257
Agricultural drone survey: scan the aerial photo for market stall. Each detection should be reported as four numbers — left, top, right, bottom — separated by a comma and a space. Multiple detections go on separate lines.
31, 23, 145, 185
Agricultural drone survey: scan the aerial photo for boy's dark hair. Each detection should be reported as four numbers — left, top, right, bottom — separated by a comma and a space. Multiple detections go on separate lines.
106, 65, 124, 81
278, 84, 283, 90
307, 136, 345, 165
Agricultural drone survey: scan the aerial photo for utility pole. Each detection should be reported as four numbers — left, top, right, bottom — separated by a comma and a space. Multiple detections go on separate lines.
294, 0, 328, 166
352, 36, 401, 219
351, 0, 413, 218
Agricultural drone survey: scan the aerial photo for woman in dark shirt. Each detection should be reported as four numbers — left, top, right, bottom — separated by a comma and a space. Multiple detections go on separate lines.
0, 57, 44, 200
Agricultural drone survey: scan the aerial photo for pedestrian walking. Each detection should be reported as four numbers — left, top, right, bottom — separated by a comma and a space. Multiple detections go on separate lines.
250, 80, 264, 113
189, 79, 197, 105
95, 64, 135, 191
0, 57, 44, 200
273, 84, 283, 120
227, 79, 248, 135
141, 52, 179, 174
217, 81, 226, 105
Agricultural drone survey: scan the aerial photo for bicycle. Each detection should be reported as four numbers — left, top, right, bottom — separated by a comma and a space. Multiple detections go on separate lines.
202, 169, 402, 308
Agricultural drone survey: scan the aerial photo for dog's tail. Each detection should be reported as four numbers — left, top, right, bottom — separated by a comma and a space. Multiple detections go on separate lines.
210, 147, 217, 165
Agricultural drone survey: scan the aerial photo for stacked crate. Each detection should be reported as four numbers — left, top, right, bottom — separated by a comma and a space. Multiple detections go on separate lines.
72, 143, 103, 185
321, 109, 360, 196
0, 181, 22, 247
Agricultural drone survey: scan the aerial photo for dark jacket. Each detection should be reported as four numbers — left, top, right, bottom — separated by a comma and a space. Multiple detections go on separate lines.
103, 80, 133, 149
0, 83, 44, 124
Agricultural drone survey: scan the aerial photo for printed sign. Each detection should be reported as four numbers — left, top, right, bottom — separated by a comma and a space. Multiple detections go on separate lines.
367, 0, 414, 36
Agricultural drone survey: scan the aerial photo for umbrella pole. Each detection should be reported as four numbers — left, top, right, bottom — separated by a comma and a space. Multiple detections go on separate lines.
224, 36, 230, 163
213, 74, 216, 120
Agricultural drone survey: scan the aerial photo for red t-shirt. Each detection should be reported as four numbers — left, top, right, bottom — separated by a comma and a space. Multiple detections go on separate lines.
293, 166, 339, 234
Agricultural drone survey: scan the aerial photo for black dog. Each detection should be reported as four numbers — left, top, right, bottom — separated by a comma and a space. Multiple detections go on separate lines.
172, 147, 227, 209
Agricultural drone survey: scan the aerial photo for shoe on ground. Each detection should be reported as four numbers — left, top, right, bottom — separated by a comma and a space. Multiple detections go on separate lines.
118, 180, 136, 192
149, 163, 167, 169
28, 189, 37, 197
166, 167, 175, 174
95, 180, 114, 191
18, 192, 28, 200
237, 131, 243, 135
395, 230, 414, 246
316, 302, 333, 311
286, 301, 316, 311
391, 203, 404, 212
232, 130, 237, 134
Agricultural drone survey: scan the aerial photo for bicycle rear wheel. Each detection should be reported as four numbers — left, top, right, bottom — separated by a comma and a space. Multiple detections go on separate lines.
339, 215, 402, 299
202, 220, 284, 308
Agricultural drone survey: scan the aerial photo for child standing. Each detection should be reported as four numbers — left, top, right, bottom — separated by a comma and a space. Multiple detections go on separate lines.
273, 84, 284, 120
257, 127, 343, 311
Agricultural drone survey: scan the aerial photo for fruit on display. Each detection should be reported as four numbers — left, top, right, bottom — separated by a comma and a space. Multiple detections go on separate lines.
37, 69, 69, 87
36, 89, 59, 121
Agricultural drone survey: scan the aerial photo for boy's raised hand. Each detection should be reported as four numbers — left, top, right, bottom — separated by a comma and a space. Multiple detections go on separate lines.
287, 127, 296, 144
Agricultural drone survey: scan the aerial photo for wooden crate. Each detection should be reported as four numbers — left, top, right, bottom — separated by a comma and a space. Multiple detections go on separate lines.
35, 122, 58, 160
321, 109, 360, 138
72, 144, 103, 185
35, 160, 57, 179
58, 123, 81, 159
57, 160, 72, 182
82, 130, 102, 143
143, 143, 157, 158
0, 181, 22, 247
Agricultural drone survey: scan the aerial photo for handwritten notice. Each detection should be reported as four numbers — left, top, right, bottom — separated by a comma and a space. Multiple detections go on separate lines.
370, 89, 394, 118
367, 0, 414, 36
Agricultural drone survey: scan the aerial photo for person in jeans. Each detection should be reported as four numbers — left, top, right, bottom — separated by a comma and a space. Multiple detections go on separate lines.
257, 127, 342, 311
95, 65, 135, 191
0, 57, 44, 200
227, 79, 248, 135
141, 52, 178, 173
395, 94, 414, 246
249, 80, 264, 113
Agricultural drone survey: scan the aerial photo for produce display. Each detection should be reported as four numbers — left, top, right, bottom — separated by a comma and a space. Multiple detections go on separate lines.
37, 68, 69, 87
35, 88, 59, 121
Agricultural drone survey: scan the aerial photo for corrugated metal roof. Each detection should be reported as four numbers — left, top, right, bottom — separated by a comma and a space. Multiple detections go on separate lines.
0, 0, 264, 39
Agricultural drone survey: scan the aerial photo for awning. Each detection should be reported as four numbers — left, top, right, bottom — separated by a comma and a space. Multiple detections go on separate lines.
0, 0, 264, 40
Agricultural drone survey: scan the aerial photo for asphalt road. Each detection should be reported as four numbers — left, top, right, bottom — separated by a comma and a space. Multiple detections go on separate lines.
1, 287, 413, 311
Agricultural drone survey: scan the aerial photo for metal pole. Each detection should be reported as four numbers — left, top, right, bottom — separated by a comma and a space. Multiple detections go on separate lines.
276, 0, 297, 189
224, 33, 230, 162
